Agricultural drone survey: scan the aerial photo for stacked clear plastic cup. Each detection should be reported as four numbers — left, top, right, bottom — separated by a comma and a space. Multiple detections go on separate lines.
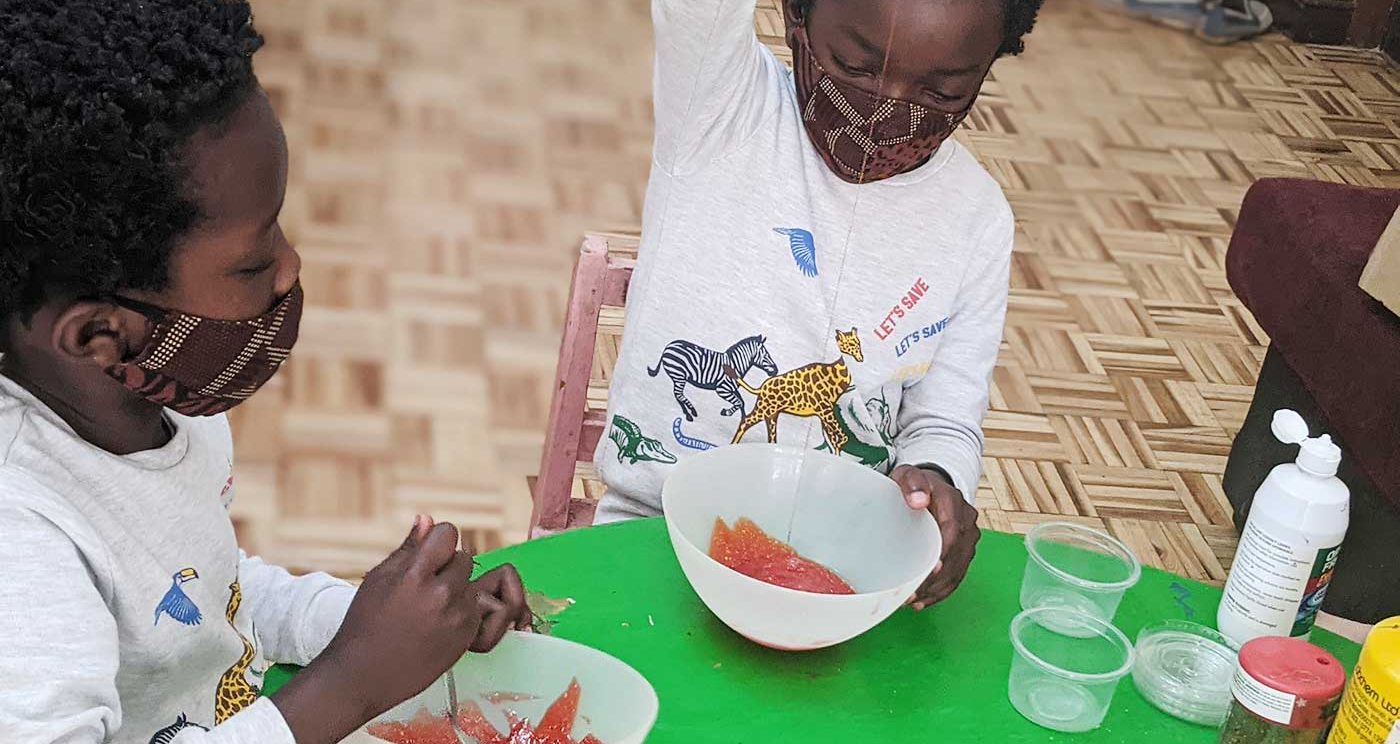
1009, 606, 1136, 733
1020, 522, 1142, 635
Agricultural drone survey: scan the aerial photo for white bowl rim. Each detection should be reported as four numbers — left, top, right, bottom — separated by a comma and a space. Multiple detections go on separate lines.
478, 631, 661, 733
662, 443, 941, 600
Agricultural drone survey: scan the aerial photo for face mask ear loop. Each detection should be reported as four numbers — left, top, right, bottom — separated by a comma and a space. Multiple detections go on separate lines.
108, 294, 168, 323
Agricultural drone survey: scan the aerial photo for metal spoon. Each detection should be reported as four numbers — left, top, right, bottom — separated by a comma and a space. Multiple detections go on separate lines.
446, 668, 473, 744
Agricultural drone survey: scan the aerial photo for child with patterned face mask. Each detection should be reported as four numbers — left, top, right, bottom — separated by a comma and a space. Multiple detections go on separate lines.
0, 3, 528, 743
595, 0, 1042, 609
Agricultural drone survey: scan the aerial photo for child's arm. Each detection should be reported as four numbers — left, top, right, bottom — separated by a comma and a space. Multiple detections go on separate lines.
652, 0, 774, 174
0, 509, 526, 744
892, 207, 1015, 607
236, 553, 356, 667
894, 210, 1014, 503
0, 504, 303, 742
271, 520, 531, 744
0, 502, 123, 742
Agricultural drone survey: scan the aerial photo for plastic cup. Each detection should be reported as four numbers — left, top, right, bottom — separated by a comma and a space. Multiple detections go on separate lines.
1020, 522, 1141, 633
1008, 607, 1135, 733
1131, 620, 1238, 727
662, 444, 941, 651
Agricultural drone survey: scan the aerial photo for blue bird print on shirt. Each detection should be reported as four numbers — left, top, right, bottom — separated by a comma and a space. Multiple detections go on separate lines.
154, 567, 202, 627
773, 227, 818, 277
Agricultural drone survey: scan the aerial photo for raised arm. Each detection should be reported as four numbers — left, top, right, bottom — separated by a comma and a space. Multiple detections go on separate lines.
652, 0, 777, 173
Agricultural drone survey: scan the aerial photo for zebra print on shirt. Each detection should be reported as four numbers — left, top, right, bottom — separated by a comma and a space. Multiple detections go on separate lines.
148, 713, 207, 744
647, 335, 778, 421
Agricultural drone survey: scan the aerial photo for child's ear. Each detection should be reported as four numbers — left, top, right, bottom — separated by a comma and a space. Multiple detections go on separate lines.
51, 301, 150, 368
782, 0, 806, 46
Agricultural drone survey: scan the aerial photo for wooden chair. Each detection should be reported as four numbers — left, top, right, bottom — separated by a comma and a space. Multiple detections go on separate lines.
529, 233, 637, 537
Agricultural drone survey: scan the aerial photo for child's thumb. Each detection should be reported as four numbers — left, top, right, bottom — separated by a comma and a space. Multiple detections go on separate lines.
402, 514, 435, 549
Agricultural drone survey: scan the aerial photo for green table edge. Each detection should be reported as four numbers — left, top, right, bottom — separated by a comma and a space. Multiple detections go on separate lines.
264, 520, 1362, 743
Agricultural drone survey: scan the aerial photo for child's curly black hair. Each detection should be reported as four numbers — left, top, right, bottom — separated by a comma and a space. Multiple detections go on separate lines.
794, 0, 1045, 57
0, 0, 264, 323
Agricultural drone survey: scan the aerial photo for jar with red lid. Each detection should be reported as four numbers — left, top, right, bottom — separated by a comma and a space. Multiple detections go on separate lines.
1220, 637, 1346, 744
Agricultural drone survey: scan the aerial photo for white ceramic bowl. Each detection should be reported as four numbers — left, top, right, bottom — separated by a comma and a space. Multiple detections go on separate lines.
365, 631, 658, 744
662, 444, 941, 651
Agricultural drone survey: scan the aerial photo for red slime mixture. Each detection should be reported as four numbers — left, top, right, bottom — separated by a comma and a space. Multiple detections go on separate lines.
708, 517, 856, 595
366, 707, 461, 744
367, 679, 602, 744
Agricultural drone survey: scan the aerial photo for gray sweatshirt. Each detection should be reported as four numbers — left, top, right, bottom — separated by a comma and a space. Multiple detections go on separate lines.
0, 375, 355, 743
594, 0, 1014, 521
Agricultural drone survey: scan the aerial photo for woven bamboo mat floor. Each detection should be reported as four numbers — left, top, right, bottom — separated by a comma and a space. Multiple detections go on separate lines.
240, 0, 1399, 580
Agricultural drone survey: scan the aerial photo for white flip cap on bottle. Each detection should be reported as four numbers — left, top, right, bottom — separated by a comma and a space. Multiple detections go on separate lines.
1271, 409, 1343, 477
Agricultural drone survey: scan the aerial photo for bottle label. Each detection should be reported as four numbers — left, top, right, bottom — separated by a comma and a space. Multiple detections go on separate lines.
1221, 519, 1342, 637
1292, 545, 1341, 636
1328, 662, 1400, 744
1233, 665, 1296, 725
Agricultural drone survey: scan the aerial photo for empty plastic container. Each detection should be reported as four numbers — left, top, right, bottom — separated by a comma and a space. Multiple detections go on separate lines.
1131, 620, 1237, 726
1008, 606, 1135, 733
1020, 522, 1141, 633
662, 444, 941, 651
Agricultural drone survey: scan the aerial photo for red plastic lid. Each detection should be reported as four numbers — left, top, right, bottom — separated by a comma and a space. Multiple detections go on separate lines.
1238, 637, 1346, 701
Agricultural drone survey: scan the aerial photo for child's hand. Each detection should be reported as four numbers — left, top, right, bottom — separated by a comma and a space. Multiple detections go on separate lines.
893, 465, 981, 611
272, 516, 530, 744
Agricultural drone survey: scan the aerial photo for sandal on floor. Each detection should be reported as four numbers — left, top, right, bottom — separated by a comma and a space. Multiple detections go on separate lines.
1101, 0, 1273, 44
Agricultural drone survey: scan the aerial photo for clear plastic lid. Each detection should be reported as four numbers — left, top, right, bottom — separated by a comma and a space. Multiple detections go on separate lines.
1131, 620, 1239, 727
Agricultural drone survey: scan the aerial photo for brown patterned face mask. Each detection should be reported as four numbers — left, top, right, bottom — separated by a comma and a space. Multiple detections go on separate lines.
791, 28, 974, 184
104, 283, 303, 416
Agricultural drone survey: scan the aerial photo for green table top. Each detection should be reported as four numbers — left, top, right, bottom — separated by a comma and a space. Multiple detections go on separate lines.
267, 518, 1361, 743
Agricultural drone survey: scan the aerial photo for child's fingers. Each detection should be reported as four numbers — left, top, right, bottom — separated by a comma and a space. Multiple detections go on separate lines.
413, 515, 436, 543
891, 467, 931, 511
474, 564, 532, 629
470, 593, 514, 653
917, 565, 968, 609
436, 549, 475, 590
399, 515, 427, 550
410, 522, 461, 575
931, 496, 962, 563
474, 565, 525, 602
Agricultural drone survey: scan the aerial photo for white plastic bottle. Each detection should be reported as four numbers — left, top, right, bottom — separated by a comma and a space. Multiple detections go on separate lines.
1218, 410, 1351, 648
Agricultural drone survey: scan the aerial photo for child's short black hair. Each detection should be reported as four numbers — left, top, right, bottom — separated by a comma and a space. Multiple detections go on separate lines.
793, 0, 1045, 57
0, 0, 264, 322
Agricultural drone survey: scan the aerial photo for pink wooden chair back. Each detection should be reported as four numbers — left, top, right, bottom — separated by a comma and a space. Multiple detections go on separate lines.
530, 234, 635, 537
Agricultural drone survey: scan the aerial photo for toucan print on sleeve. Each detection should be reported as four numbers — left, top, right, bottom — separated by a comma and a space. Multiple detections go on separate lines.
154, 567, 203, 627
